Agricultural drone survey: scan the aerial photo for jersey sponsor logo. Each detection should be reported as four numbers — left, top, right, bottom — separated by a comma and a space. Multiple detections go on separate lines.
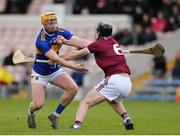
113, 44, 124, 55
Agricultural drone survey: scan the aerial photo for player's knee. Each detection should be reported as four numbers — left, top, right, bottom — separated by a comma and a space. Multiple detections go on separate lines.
69, 84, 78, 95
86, 101, 94, 107
82, 99, 93, 107
34, 100, 44, 109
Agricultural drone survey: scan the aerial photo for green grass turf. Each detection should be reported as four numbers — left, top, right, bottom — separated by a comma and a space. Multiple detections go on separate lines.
0, 99, 180, 135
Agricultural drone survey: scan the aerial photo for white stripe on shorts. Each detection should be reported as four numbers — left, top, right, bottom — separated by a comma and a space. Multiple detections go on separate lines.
96, 76, 111, 91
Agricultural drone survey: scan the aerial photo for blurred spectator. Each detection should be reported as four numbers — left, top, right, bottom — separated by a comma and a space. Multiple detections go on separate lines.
133, 24, 146, 45
72, 0, 180, 46
114, 25, 157, 46
148, 0, 162, 16
151, 11, 168, 35
141, 13, 151, 28
152, 55, 167, 79
162, 0, 172, 17
172, 50, 180, 79
0, 65, 13, 85
143, 27, 157, 43
54, 0, 65, 3
0, 0, 6, 13
3, 0, 31, 14
73, 0, 86, 14
113, 28, 133, 46
120, 0, 135, 14
133, 0, 145, 23
94, 0, 113, 14
168, 4, 180, 31
3, 48, 15, 66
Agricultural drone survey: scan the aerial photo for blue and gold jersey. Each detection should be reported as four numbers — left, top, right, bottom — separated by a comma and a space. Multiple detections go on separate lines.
33, 28, 73, 75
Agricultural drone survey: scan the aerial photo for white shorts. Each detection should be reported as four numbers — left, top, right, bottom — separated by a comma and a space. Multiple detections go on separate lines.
95, 74, 132, 101
31, 68, 65, 87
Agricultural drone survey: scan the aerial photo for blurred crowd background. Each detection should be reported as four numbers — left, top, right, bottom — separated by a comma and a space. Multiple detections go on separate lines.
0, 0, 180, 101
1, 0, 180, 45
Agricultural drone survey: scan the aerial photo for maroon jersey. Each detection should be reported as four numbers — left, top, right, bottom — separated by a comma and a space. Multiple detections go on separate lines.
87, 36, 131, 77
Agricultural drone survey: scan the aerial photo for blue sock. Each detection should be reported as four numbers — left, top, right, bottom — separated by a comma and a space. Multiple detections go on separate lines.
54, 104, 65, 117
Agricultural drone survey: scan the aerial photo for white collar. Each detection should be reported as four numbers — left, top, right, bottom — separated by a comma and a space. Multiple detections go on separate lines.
99, 36, 110, 40
42, 27, 55, 36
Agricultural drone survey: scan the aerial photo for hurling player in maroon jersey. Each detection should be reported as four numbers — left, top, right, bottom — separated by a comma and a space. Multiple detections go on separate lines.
60, 22, 134, 130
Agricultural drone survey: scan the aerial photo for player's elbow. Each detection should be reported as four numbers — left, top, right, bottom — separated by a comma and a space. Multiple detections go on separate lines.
50, 56, 60, 62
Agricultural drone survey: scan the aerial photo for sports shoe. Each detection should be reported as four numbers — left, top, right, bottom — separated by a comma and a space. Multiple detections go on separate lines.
123, 117, 134, 130
28, 114, 36, 129
70, 124, 82, 130
48, 114, 59, 129
70, 121, 82, 130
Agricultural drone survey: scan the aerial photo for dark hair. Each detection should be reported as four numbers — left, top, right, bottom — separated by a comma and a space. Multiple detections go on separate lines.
96, 22, 113, 38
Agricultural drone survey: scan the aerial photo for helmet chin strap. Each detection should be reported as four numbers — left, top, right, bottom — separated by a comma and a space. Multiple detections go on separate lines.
42, 26, 55, 36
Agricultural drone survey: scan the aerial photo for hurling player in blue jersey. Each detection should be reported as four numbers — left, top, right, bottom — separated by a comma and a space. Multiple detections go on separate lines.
27, 12, 92, 129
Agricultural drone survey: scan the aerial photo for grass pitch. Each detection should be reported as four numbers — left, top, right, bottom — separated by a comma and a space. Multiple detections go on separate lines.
0, 99, 180, 135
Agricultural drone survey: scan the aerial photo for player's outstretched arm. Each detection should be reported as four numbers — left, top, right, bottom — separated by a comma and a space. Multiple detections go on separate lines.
57, 35, 93, 49
61, 48, 90, 61
45, 49, 88, 72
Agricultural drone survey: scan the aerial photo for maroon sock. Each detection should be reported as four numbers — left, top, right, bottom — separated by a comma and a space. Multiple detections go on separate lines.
75, 120, 83, 125
121, 112, 129, 120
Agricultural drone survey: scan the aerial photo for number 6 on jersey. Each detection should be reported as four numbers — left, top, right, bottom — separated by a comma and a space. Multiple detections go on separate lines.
113, 44, 124, 55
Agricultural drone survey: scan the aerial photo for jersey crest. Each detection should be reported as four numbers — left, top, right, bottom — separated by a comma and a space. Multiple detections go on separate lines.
41, 31, 46, 41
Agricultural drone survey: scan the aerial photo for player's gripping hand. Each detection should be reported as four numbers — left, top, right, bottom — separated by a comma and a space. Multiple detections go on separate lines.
56, 36, 64, 44
48, 59, 56, 65
73, 64, 88, 72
